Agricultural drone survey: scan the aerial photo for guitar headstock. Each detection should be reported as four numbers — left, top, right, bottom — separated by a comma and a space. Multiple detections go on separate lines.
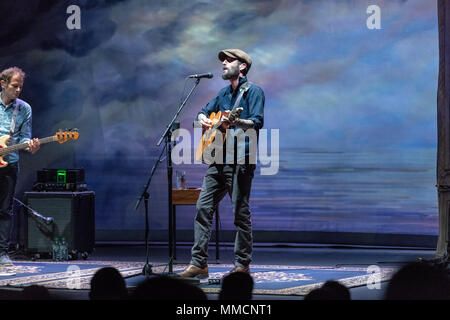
56, 128, 79, 144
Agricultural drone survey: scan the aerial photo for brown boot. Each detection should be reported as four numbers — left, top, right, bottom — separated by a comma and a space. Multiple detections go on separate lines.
226, 265, 250, 275
179, 264, 209, 279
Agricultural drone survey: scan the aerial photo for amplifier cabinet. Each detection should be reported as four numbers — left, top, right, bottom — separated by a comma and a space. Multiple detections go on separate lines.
24, 191, 95, 255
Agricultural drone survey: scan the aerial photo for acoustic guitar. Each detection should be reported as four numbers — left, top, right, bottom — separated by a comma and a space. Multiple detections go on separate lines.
195, 108, 243, 161
0, 129, 79, 168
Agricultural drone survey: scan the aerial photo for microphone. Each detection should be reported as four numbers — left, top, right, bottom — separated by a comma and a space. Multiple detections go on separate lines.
188, 73, 213, 79
30, 208, 54, 225
44, 216, 54, 225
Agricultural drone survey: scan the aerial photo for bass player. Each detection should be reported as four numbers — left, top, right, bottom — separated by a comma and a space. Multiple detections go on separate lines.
0, 67, 40, 265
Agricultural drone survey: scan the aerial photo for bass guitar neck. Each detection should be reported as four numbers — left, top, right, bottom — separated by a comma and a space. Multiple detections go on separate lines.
0, 129, 79, 168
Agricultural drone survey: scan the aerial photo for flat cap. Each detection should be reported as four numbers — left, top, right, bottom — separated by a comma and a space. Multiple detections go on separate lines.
218, 49, 252, 73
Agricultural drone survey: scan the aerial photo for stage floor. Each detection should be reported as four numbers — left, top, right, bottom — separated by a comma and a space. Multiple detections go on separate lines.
0, 242, 437, 300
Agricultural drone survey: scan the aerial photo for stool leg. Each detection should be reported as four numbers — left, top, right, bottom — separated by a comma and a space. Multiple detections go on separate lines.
173, 205, 177, 261
215, 207, 220, 261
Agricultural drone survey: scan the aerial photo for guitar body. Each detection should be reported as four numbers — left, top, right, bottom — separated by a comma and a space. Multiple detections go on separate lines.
195, 111, 226, 161
195, 108, 243, 162
0, 135, 12, 168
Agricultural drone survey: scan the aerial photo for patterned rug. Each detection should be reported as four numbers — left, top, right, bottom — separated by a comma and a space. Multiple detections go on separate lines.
194, 264, 397, 296
0, 261, 397, 296
0, 260, 144, 290
124, 263, 397, 296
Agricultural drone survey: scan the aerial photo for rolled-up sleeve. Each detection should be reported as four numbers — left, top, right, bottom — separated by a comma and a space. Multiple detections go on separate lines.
246, 86, 265, 130
18, 104, 32, 144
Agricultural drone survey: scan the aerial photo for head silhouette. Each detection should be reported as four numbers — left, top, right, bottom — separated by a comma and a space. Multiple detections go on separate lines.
21, 285, 51, 300
304, 280, 350, 300
385, 262, 450, 300
219, 272, 254, 300
132, 275, 207, 300
89, 267, 128, 300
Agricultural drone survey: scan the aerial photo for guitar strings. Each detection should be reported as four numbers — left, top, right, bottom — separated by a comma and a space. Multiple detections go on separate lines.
0, 134, 76, 156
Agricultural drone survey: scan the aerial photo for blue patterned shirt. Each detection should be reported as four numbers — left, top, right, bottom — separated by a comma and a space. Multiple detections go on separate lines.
198, 77, 264, 130
0, 93, 32, 164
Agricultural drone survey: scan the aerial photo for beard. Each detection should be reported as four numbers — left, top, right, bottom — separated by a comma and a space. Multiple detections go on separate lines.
222, 64, 240, 80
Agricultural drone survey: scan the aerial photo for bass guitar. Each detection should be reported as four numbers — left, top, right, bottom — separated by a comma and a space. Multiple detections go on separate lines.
0, 129, 79, 168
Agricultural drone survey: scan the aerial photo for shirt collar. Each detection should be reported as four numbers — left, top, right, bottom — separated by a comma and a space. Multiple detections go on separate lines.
228, 76, 248, 94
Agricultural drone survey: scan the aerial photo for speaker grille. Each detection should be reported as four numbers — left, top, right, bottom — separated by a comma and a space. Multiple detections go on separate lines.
24, 192, 95, 254
27, 198, 73, 252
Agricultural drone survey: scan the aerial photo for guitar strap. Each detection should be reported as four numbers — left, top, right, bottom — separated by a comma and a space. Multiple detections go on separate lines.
231, 81, 252, 111
9, 102, 20, 141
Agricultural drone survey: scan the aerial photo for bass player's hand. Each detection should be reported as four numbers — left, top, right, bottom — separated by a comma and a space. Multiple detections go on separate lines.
25, 138, 40, 154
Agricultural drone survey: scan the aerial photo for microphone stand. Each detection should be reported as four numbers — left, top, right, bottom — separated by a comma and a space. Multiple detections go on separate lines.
12, 197, 53, 257
14, 197, 53, 225
136, 78, 202, 277
134, 144, 167, 276
157, 78, 201, 275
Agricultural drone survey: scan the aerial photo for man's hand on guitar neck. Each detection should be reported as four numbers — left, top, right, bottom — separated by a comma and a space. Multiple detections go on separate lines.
220, 110, 233, 130
25, 138, 40, 154
198, 109, 254, 131
222, 110, 254, 130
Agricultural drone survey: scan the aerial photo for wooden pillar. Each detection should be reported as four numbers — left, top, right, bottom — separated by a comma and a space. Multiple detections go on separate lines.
436, 0, 450, 258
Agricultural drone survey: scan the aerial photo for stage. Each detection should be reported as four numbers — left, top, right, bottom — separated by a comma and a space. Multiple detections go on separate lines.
0, 0, 449, 309
0, 242, 436, 300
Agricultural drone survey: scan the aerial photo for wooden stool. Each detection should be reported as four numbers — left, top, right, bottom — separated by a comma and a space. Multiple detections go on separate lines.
172, 188, 220, 262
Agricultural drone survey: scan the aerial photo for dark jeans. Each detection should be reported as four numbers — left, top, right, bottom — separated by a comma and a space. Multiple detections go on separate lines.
0, 162, 18, 254
191, 164, 255, 268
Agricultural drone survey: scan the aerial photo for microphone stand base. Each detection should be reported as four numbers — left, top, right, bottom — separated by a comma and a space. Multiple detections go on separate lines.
141, 267, 201, 286
142, 263, 154, 276
165, 274, 200, 286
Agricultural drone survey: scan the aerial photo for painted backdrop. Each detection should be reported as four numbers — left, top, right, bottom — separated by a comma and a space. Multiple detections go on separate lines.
0, 0, 438, 241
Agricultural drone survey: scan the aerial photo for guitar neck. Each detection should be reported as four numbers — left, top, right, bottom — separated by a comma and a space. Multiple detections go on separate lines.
212, 120, 223, 130
211, 109, 242, 130
0, 136, 56, 156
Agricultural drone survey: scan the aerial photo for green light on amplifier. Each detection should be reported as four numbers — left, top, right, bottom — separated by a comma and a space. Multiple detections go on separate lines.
57, 170, 67, 184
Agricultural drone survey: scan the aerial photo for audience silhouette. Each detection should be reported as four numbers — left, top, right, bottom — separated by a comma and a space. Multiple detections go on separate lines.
304, 280, 351, 300
21, 285, 51, 300
132, 275, 207, 300
219, 271, 254, 300
89, 267, 128, 300
384, 261, 450, 300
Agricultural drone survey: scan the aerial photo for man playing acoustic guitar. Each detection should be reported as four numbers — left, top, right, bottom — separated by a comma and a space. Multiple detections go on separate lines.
180, 49, 265, 279
0, 67, 40, 265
